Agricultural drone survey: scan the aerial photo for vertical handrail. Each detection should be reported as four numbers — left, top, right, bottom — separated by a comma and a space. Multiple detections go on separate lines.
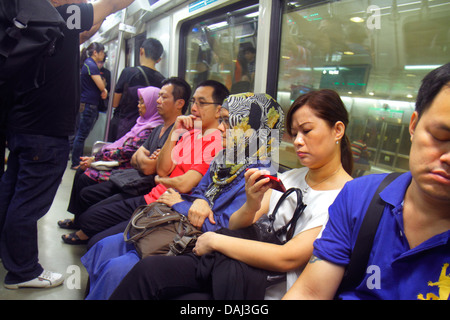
104, 8, 127, 141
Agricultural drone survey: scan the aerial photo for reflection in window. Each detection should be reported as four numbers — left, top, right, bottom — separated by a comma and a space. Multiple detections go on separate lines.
182, 4, 259, 94
277, 0, 449, 173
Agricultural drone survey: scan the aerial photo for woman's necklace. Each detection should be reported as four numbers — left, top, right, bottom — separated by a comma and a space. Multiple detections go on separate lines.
303, 167, 341, 195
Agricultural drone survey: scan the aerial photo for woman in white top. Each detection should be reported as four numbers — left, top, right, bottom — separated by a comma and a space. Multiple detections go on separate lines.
109, 89, 354, 300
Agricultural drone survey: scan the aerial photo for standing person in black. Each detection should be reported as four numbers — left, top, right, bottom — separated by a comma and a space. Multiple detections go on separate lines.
108, 38, 166, 141
0, 0, 135, 290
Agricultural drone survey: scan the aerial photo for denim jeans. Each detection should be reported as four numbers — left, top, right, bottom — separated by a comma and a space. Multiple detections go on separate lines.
71, 103, 98, 167
0, 133, 69, 284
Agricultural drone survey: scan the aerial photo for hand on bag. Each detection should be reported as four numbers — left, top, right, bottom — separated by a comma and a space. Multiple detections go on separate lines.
188, 199, 215, 229
193, 232, 220, 256
156, 188, 183, 207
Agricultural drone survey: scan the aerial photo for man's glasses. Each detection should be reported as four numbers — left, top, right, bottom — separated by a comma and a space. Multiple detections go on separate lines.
189, 98, 219, 108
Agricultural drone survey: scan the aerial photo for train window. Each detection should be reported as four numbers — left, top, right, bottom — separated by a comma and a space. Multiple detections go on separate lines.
180, 2, 259, 94
275, 0, 450, 174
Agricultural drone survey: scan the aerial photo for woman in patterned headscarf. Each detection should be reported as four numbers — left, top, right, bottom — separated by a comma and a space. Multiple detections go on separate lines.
202, 93, 284, 208
81, 93, 284, 299
158, 92, 285, 230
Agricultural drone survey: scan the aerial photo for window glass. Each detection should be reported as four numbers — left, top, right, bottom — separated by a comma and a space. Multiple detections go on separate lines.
182, 3, 259, 94
276, 0, 449, 174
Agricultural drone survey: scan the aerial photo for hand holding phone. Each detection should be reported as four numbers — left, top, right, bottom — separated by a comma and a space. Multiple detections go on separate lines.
255, 174, 286, 193
246, 168, 286, 193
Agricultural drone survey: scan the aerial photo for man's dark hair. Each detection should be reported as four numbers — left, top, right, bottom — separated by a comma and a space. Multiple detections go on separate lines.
196, 80, 230, 106
416, 63, 450, 118
244, 47, 256, 55
140, 38, 164, 62
161, 77, 192, 115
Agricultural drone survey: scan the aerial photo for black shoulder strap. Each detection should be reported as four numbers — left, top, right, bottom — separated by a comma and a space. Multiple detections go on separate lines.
338, 172, 402, 293
136, 66, 150, 86
271, 188, 307, 242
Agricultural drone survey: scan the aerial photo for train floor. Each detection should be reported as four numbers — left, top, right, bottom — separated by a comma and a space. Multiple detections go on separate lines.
0, 163, 88, 300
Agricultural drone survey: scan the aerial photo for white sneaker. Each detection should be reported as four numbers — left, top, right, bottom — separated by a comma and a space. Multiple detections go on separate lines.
4, 270, 64, 289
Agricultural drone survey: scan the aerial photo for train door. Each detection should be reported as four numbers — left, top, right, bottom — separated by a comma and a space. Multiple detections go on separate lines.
354, 115, 411, 173
374, 122, 410, 172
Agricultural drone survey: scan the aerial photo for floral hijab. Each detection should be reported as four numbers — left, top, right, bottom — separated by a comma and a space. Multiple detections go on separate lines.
204, 93, 285, 205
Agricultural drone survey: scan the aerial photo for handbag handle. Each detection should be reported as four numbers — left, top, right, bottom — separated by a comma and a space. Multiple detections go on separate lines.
271, 187, 307, 242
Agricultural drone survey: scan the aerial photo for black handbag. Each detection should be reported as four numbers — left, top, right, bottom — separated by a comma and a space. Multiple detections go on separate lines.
109, 169, 156, 196
217, 187, 306, 245
213, 187, 307, 287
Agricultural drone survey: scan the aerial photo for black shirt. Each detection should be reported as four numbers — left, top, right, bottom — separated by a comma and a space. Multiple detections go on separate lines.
115, 66, 165, 94
7, 3, 94, 137
142, 123, 174, 153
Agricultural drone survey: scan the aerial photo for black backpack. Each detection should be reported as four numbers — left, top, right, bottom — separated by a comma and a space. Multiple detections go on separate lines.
0, 0, 65, 94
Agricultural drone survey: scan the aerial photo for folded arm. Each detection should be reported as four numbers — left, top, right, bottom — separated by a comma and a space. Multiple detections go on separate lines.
155, 169, 203, 194
131, 147, 159, 176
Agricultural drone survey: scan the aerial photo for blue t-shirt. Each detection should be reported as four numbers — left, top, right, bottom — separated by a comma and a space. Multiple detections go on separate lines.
314, 172, 450, 300
81, 57, 102, 105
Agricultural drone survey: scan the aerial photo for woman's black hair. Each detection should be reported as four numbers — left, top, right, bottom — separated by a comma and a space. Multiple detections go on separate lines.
286, 89, 353, 175
80, 42, 105, 69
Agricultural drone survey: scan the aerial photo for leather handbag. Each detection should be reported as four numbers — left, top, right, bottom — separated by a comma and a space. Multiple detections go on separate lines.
217, 187, 306, 245
214, 187, 306, 286
123, 202, 202, 259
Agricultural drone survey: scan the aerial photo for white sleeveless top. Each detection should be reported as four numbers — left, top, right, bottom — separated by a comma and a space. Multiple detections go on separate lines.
265, 167, 342, 299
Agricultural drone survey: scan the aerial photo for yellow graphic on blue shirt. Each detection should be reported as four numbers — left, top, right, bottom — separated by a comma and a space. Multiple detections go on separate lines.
417, 263, 449, 300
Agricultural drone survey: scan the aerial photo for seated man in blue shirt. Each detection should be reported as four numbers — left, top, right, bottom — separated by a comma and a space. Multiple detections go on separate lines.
283, 63, 450, 300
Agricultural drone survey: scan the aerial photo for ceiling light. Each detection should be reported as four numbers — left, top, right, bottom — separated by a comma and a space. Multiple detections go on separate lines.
350, 17, 365, 23
404, 65, 441, 70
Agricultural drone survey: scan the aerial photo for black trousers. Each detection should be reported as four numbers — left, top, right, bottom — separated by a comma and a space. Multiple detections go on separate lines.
109, 253, 211, 300
78, 194, 146, 238
67, 169, 98, 223
68, 172, 136, 217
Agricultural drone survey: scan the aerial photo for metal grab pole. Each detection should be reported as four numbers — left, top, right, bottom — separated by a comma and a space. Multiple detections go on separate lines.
103, 8, 127, 141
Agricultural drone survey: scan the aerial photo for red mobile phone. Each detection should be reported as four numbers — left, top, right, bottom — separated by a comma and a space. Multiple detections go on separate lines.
247, 169, 286, 193
256, 174, 287, 193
